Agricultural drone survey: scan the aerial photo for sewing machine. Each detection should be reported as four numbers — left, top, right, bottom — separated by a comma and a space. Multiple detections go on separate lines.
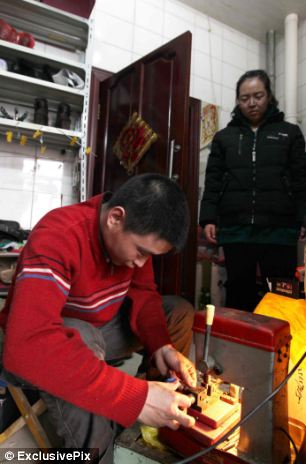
159, 306, 292, 464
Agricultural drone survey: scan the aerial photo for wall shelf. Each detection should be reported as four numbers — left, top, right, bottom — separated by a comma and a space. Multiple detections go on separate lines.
0, 39, 86, 75
0, 70, 84, 111
0, 252, 20, 258
0, 0, 93, 202
0, 117, 82, 148
0, 0, 89, 52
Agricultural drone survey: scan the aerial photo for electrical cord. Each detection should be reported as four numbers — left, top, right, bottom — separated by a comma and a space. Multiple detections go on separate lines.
278, 427, 300, 464
174, 351, 306, 464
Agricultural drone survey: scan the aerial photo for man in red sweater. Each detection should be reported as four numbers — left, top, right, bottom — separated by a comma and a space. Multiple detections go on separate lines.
1, 173, 196, 462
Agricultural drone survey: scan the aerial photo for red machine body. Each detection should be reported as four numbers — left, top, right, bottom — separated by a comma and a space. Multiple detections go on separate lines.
160, 307, 291, 464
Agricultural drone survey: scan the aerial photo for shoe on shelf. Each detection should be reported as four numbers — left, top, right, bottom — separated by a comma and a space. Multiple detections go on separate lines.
52, 69, 84, 90
34, 98, 49, 126
55, 103, 71, 130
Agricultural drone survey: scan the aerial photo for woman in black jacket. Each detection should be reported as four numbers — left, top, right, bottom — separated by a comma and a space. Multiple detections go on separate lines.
200, 69, 306, 311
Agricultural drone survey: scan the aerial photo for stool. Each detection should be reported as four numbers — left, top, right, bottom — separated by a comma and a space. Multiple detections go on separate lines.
0, 379, 51, 450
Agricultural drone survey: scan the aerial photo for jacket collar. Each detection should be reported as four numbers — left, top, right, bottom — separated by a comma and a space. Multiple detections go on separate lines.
228, 104, 284, 129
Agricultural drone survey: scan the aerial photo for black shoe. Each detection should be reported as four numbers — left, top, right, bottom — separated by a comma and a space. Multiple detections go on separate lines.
34, 98, 48, 125
55, 103, 71, 129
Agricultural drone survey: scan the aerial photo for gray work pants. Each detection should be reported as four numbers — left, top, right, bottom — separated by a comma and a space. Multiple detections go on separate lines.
30, 296, 194, 463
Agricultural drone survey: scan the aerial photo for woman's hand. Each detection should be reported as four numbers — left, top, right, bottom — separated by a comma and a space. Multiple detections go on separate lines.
204, 224, 217, 244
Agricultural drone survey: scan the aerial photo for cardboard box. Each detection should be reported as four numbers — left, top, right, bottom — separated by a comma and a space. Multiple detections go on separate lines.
271, 278, 304, 299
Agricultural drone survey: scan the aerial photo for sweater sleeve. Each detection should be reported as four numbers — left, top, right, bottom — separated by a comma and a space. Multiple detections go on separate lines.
2, 226, 148, 428
199, 132, 226, 227
288, 124, 306, 226
127, 257, 171, 356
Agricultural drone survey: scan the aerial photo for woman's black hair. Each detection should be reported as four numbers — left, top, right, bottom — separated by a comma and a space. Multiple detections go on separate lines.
236, 69, 279, 107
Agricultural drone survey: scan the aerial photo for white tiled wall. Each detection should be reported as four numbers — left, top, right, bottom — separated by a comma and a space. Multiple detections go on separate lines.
91, 0, 266, 205
0, 0, 267, 231
91, 2, 306, 187
4, 1, 306, 234
0, 39, 81, 230
92, 0, 266, 124
275, 19, 306, 136
298, 20, 306, 135
0, 143, 78, 230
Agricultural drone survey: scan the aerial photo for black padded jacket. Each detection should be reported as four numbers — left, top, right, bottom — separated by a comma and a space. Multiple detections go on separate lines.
199, 105, 306, 228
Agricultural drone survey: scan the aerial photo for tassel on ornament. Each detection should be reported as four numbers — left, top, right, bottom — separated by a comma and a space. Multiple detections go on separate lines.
6, 131, 13, 143
20, 134, 27, 145
40, 145, 47, 154
33, 129, 42, 139
69, 136, 78, 146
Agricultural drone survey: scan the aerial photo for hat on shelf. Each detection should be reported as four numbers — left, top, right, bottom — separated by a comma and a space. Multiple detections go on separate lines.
17, 32, 35, 48
0, 19, 35, 48
0, 19, 17, 43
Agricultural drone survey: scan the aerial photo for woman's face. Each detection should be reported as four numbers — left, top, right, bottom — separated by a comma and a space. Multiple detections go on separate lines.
237, 77, 271, 126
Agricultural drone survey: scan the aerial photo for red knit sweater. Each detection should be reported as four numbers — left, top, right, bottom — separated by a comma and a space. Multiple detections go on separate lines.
1, 195, 171, 427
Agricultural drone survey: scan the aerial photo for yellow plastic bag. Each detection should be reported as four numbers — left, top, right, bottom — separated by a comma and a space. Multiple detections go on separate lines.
255, 292, 306, 425
140, 425, 166, 451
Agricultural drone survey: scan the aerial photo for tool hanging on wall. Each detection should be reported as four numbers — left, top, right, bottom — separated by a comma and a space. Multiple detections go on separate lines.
0, 106, 28, 122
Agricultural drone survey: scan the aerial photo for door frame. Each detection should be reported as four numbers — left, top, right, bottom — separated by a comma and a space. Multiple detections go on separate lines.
87, 67, 112, 199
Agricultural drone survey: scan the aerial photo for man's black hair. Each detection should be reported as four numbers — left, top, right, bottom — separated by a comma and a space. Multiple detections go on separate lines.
236, 69, 279, 107
106, 173, 190, 251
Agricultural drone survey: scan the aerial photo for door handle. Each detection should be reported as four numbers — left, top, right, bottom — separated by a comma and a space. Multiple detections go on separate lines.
168, 139, 181, 180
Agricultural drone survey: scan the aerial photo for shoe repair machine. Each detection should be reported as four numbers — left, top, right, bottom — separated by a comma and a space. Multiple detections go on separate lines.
159, 305, 292, 464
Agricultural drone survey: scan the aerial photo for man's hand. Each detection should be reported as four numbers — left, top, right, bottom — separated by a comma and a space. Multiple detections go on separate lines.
153, 344, 197, 388
204, 224, 217, 244
299, 226, 306, 240
138, 380, 195, 430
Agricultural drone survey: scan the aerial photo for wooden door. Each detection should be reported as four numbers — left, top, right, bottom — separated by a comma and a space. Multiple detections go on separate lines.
89, 32, 199, 303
